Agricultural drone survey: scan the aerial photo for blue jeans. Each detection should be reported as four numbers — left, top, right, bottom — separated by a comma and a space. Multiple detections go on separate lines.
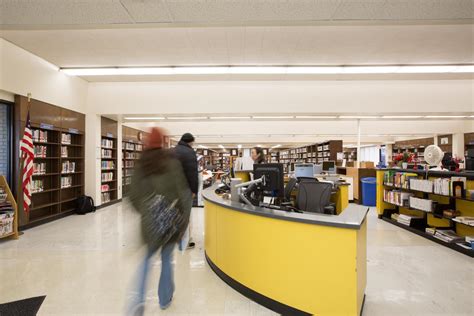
129, 242, 176, 313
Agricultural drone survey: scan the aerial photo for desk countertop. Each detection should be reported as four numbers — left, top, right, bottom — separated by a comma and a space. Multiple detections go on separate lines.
202, 185, 368, 229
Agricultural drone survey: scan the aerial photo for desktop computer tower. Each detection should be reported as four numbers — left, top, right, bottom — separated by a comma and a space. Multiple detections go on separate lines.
466, 149, 474, 171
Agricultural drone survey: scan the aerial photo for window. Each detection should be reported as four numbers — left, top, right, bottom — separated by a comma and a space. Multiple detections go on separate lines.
359, 146, 380, 165
0, 101, 12, 185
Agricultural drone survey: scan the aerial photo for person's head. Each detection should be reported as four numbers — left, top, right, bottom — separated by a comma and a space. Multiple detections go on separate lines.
141, 127, 170, 176
251, 147, 265, 163
180, 132, 195, 147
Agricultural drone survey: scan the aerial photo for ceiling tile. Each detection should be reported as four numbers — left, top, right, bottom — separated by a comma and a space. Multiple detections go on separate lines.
0, 0, 133, 25
119, 0, 172, 23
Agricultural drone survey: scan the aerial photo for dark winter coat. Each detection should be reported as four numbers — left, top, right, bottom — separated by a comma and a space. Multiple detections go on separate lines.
174, 141, 199, 194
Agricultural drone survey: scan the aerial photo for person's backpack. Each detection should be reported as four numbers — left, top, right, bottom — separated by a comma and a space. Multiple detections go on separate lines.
76, 195, 96, 215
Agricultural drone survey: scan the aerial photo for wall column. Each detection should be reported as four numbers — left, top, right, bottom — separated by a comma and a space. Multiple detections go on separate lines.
85, 114, 101, 204
452, 133, 465, 159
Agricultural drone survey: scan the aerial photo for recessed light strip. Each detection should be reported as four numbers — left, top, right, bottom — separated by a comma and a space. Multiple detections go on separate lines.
60, 65, 474, 76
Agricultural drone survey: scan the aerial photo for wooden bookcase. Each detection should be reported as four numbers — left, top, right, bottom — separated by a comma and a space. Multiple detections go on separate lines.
0, 175, 18, 240
464, 132, 474, 154
14, 95, 85, 228
392, 137, 435, 164
122, 126, 144, 195
101, 117, 118, 205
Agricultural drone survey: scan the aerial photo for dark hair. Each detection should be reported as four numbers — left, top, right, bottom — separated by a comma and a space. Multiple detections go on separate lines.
180, 133, 195, 143
252, 147, 265, 164
139, 148, 173, 177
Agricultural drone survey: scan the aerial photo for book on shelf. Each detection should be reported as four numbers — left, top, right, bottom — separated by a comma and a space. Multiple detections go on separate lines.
433, 230, 464, 243
409, 196, 434, 212
101, 149, 113, 158
32, 129, 48, 143
61, 161, 76, 173
101, 139, 114, 148
101, 172, 114, 182
102, 192, 111, 203
409, 179, 433, 193
33, 162, 47, 175
101, 184, 110, 192
433, 178, 451, 196
425, 227, 436, 235
452, 216, 474, 226
31, 180, 44, 193
61, 146, 68, 157
34, 145, 47, 158
61, 133, 72, 144
61, 176, 73, 188
101, 161, 115, 170
396, 214, 423, 226
384, 190, 413, 207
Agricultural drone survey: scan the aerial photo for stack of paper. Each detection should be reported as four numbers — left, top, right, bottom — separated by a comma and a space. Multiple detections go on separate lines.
452, 217, 474, 227
409, 197, 434, 212
397, 214, 423, 226
409, 179, 433, 193
433, 178, 451, 196
433, 230, 464, 243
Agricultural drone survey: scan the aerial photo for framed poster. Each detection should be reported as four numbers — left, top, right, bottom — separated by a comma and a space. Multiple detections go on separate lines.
440, 137, 449, 145
203, 149, 208, 156
231, 149, 237, 156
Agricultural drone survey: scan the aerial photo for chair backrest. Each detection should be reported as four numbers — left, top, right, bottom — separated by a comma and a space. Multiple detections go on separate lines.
297, 177, 318, 183
284, 177, 298, 201
297, 181, 333, 213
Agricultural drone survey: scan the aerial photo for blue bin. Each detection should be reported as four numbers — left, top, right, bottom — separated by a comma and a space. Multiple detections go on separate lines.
361, 177, 377, 207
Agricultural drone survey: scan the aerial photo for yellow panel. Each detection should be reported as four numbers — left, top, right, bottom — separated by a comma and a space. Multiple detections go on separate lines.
331, 185, 349, 214
356, 220, 367, 315
205, 201, 365, 316
427, 213, 451, 228
456, 224, 474, 237
399, 207, 424, 217
234, 171, 250, 182
376, 170, 394, 215
204, 202, 217, 262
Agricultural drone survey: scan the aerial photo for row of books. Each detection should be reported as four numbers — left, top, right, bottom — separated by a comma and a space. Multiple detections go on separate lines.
433, 177, 467, 197
61, 133, 72, 144
383, 171, 418, 189
125, 152, 140, 159
101, 172, 114, 182
391, 213, 423, 226
384, 190, 413, 207
101, 139, 114, 149
34, 145, 47, 158
123, 142, 136, 150
101, 149, 113, 158
101, 192, 111, 203
101, 161, 115, 170
33, 162, 47, 175
31, 180, 44, 193
123, 177, 131, 186
409, 179, 433, 193
32, 130, 48, 143
101, 184, 110, 192
61, 176, 73, 188
61, 161, 76, 174
124, 169, 133, 177
124, 161, 134, 168
61, 146, 68, 157
409, 196, 434, 212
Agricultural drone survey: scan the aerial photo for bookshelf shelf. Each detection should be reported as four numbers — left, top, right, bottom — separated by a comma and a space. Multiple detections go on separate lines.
122, 128, 144, 195
31, 201, 60, 211
378, 169, 474, 257
101, 117, 118, 204
32, 188, 60, 194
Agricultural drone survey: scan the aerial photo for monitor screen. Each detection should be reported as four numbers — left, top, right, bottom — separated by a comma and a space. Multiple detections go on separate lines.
322, 161, 336, 172
253, 163, 284, 198
294, 163, 314, 178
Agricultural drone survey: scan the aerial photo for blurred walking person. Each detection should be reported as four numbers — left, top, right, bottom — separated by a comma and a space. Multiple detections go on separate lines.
127, 128, 191, 315
173, 133, 198, 249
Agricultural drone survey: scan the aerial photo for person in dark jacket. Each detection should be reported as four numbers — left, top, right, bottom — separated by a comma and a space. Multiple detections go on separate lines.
173, 133, 198, 249
128, 127, 191, 315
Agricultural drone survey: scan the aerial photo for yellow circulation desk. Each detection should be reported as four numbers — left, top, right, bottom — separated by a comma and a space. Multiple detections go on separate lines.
203, 187, 368, 316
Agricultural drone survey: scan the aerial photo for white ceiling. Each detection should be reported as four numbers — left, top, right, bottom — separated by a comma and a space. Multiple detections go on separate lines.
1, 24, 472, 69
1, 0, 472, 27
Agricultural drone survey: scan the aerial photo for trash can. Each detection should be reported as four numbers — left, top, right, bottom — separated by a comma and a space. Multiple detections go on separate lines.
361, 177, 377, 207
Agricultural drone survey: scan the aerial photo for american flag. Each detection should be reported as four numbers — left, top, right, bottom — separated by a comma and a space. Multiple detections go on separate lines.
20, 112, 34, 212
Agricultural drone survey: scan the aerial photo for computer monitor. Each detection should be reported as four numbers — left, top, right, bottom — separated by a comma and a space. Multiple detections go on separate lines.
295, 163, 314, 179
322, 161, 336, 173
253, 163, 285, 198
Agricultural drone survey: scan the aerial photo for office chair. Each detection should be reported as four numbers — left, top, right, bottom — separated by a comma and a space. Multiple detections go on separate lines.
297, 177, 318, 183
297, 181, 336, 215
283, 177, 298, 203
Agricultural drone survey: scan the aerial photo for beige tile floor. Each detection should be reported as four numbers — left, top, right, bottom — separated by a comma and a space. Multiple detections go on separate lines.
0, 202, 473, 316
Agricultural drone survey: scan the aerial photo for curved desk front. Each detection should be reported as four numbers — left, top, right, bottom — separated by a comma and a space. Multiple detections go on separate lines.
203, 187, 368, 316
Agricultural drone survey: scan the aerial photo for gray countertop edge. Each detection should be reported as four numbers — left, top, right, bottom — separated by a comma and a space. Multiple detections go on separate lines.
202, 186, 368, 229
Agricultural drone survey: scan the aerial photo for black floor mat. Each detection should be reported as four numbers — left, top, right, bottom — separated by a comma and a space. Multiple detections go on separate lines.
0, 296, 46, 316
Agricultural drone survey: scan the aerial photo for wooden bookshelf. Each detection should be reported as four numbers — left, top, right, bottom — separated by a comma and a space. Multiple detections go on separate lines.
122, 126, 145, 195
392, 137, 435, 164
101, 117, 118, 204
0, 176, 19, 240
13, 95, 85, 228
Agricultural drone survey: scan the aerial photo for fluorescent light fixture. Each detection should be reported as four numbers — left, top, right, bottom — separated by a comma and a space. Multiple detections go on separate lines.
271, 144, 282, 149
397, 65, 457, 73
425, 115, 467, 118
61, 65, 474, 76
343, 66, 399, 74
209, 116, 252, 119
166, 116, 208, 120
381, 116, 423, 119
252, 116, 295, 119
229, 67, 287, 74
287, 66, 342, 74
198, 145, 208, 149
257, 144, 262, 147
124, 116, 165, 120
237, 144, 242, 149
294, 115, 338, 119
339, 116, 379, 119
219, 145, 225, 149
454, 65, 474, 73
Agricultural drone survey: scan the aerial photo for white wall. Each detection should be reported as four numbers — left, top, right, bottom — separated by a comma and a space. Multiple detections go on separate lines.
0, 38, 88, 113
87, 80, 473, 114
0, 89, 14, 102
